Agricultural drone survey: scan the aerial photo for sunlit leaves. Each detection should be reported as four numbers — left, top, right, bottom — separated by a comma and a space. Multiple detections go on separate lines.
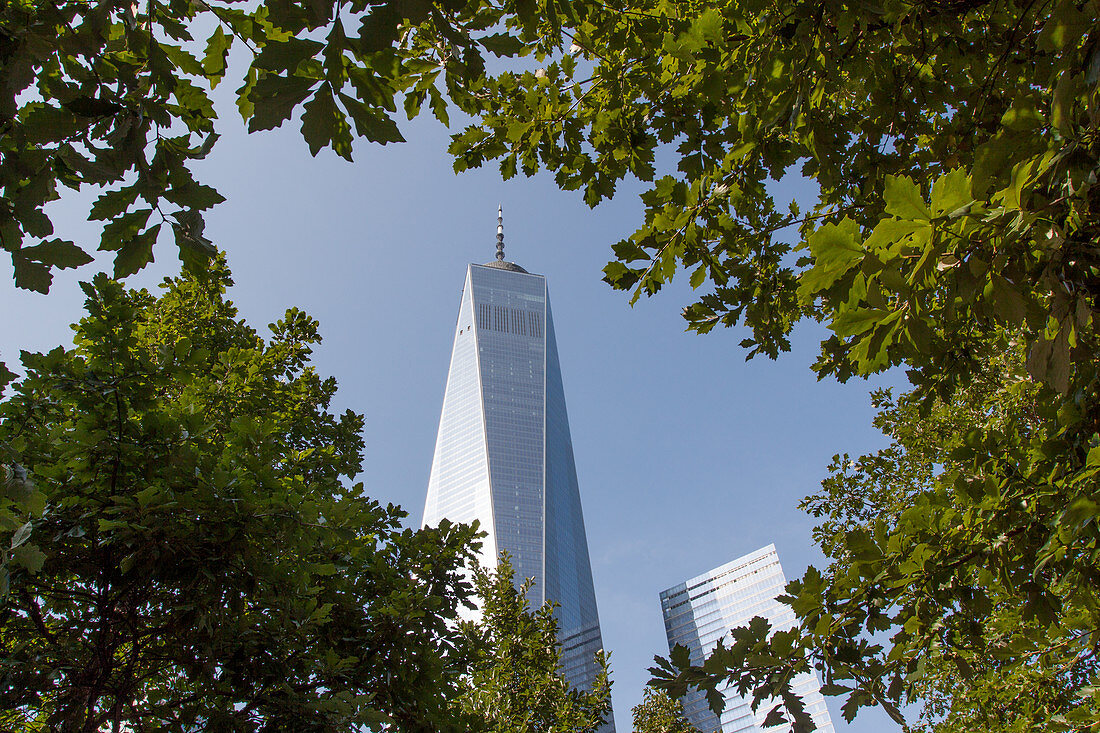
0, 263, 480, 729
632, 687, 697, 733
797, 219, 861, 294
883, 175, 930, 222
454, 557, 612, 732
930, 169, 972, 218
202, 26, 231, 85
439, 0, 1100, 727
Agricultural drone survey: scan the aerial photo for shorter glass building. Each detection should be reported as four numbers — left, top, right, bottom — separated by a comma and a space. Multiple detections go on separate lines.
659, 545, 835, 733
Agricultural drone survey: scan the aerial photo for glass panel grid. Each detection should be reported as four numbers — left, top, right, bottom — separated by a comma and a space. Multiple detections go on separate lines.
660, 545, 836, 733
424, 264, 614, 731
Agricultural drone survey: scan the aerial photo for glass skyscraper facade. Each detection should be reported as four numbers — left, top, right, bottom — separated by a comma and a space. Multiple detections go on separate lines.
660, 545, 835, 733
423, 258, 612, 727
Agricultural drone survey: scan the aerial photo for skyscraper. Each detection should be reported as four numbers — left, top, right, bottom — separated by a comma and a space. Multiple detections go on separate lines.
659, 545, 835, 733
422, 212, 612, 725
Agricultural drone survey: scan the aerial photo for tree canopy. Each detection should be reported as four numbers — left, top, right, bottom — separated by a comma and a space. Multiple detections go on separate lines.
443, 0, 1100, 728
452, 556, 613, 733
0, 262, 479, 731
631, 687, 698, 733
0, 0, 550, 290
7, 0, 1100, 727
797, 345, 1099, 732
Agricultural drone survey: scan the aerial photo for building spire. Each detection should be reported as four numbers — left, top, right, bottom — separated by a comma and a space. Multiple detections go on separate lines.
496, 205, 505, 261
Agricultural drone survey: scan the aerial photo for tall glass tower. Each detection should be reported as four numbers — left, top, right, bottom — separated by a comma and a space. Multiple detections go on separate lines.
423, 217, 612, 725
660, 545, 835, 733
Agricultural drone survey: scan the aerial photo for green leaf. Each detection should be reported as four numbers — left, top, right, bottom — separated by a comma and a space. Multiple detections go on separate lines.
247, 74, 316, 132
161, 43, 204, 76
11, 520, 33, 548
114, 224, 161, 278
428, 86, 449, 127
21, 239, 93, 269
301, 88, 337, 155
1038, 0, 1090, 51
831, 307, 888, 338
165, 183, 226, 211
236, 66, 258, 121
0, 360, 15, 392
100, 210, 153, 252
863, 218, 924, 257
357, 4, 403, 53
171, 211, 216, 267
1051, 72, 1079, 136
669, 643, 691, 669
254, 38, 324, 73
346, 65, 397, 110
191, 132, 220, 161
403, 88, 426, 120
1001, 99, 1044, 132
972, 134, 1016, 194
991, 274, 1026, 325
203, 26, 231, 86
90, 186, 140, 221
930, 169, 971, 218
12, 544, 46, 573
12, 255, 52, 293
481, 33, 525, 56
339, 93, 405, 144
689, 265, 706, 290
1049, 330, 1071, 393
883, 175, 930, 221
905, 315, 933, 354
798, 218, 862, 296
22, 104, 82, 144
301, 86, 354, 160
671, 8, 723, 56
1064, 497, 1100, 527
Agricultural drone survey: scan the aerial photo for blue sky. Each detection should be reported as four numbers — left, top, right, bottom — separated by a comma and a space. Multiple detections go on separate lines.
2, 105, 906, 731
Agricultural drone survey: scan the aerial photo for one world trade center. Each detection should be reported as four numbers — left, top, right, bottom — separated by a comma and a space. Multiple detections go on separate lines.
422, 210, 613, 727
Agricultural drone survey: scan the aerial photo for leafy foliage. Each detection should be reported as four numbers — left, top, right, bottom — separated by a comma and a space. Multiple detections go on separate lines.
0, 0, 556, 290
631, 687, 698, 733
453, 0, 1099, 381
444, 0, 1100, 727
802, 346, 1100, 732
453, 555, 613, 733
0, 261, 479, 731
649, 623, 817, 733
10, 0, 1100, 725
650, 335, 1100, 731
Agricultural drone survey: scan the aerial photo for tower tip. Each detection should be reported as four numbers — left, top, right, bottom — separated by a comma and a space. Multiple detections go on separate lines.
495, 206, 505, 261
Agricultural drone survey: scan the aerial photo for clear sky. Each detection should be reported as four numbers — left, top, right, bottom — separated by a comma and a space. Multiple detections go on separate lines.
1, 102, 906, 731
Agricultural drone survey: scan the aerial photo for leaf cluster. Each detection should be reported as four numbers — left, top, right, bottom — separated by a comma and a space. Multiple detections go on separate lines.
0, 261, 480, 731
452, 0, 1100, 382
452, 555, 613, 733
444, 0, 1100, 727
799, 345, 1099, 732
1, 0, 549, 289
630, 686, 698, 733
651, 338, 1100, 731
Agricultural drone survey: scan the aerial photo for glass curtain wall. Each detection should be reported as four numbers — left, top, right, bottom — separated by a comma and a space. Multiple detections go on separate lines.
424, 263, 613, 730
660, 545, 835, 733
